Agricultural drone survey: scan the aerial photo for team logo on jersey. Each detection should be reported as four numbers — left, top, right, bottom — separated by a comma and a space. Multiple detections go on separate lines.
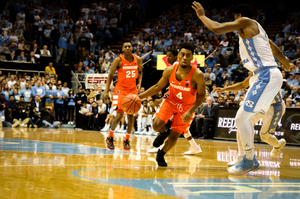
185, 80, 190, 87
245, 100, 255, 108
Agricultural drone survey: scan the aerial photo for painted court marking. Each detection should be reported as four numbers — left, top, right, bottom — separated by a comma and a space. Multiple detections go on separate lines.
72, 167, 300, 199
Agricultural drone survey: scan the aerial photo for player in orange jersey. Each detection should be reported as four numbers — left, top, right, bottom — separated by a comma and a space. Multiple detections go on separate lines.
147, 48, 202, 155
138, 43, 206, 166
104, 41, 143, 150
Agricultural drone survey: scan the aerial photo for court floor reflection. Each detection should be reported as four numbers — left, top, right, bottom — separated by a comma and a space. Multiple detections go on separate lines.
0, 128, 300, 199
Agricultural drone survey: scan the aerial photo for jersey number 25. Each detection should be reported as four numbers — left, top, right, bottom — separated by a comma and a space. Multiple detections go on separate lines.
126, 70, 136, 78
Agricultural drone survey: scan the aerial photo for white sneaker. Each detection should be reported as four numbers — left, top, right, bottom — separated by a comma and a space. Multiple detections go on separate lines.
227, 155, 243, 167
101, 125, 109, 132
147, 147, 159, 153
184, 145, 202, 155
270, 138, 286, 158
115, 125, 121, 132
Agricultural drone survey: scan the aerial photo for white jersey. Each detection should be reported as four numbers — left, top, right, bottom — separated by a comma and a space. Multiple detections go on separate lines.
239, 21, 277, 72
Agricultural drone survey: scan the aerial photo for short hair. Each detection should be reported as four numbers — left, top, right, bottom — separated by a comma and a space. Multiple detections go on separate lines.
179, 42, 194, 54
168, 48, 178, 56
123, 40, 132, 46
233, 4, 254, 18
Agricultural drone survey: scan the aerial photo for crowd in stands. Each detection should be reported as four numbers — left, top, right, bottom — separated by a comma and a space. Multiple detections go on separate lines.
0, 1, 300, 138
0, 0, 147, 63
123, 3, 300, 107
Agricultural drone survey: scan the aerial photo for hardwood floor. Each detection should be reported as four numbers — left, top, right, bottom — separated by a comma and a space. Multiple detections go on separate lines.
0, 128, 300, 199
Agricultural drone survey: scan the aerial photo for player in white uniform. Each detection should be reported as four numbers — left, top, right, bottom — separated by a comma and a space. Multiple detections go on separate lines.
214, 73, 286, 167
193, 2, 295, 175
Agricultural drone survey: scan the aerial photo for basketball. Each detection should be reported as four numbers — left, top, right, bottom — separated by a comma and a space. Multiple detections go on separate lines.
121, 94, 141, 115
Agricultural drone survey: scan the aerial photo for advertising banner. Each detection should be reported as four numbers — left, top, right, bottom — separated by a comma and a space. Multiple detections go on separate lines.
85, 74, 109, 90
156, 54, 205, 70
214, 107, 300, 145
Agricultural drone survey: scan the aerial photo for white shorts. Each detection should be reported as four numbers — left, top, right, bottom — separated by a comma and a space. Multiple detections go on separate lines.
243, 67, 282, 114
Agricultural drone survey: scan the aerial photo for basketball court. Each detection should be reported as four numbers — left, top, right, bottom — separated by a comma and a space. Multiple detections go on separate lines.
1, 127, 300, 199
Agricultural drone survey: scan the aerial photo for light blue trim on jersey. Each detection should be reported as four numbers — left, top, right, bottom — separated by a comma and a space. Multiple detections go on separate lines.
243, 38, 263, 68
253, 66, 277, 75
244, 69, 270, 113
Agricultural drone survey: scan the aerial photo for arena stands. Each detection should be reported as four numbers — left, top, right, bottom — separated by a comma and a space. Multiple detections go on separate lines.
0, 0, 299, 137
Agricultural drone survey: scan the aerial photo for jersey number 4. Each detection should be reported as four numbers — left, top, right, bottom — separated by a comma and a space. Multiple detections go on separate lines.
176, 92, 183, 100
126, 70, 136, 78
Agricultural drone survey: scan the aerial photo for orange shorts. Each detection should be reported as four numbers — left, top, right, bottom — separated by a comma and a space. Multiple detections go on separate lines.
154, 99, 195, 134
113, 87, 138, 113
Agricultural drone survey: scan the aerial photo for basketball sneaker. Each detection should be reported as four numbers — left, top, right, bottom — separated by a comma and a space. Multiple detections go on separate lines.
270, 138, 286, 158
227, 155, 243, 167
148, 147, 159, 153
156, 149, 167, 167
228, 155, 260, 175
123, 139, 130, 150
153, 129, 170, 147
184, 145, 202, 155
106, 137, 115, 150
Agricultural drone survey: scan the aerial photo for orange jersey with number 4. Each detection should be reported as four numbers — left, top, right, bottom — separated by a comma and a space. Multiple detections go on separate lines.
116, 54, 138, 90
166, 63, 197, 106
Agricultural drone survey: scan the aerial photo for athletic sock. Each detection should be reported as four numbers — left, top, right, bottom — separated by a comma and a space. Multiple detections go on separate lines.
244, 148, 254, 160
108, 129, 114, 137
189, 139, 198, 148
125, 133, 131, 140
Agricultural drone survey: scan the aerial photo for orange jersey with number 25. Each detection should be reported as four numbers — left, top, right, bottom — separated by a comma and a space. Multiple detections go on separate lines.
116, 54, 138, 90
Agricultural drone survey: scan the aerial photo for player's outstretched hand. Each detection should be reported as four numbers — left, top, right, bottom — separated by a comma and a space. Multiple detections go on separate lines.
212, 87, 222, 93
192, 1, 205, 18
104, 92, 109, 100
182, 110, 193, 124
289, 63, 297, 73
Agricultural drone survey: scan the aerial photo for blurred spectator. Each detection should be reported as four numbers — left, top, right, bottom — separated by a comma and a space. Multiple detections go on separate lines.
9, 51, 17, 61
17, 51, 27, 62
0, 103, 12, 127
28, 51, 38, 64
41, 106, 60, 128
56, 32, 68, 63
40, 45, 51, 56
45, 62, 57, 80
285, 97, 294, 107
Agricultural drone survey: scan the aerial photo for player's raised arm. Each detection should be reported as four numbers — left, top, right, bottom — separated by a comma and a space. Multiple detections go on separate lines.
269, 39, 296, 72
192, 1, 251, 34
136, 56, 143, 92
104, 57, 121, 98
214, 73, 253, 93
138, 66, 173, 99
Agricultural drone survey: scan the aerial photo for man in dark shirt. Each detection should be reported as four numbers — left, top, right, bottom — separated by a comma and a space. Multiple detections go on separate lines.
75, 87, 87, 129
25, 9, 34, 41
41, 106, 60, 128
50, 25, 61, 58
77, 32, 90, 51
195, 96, 218, 139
